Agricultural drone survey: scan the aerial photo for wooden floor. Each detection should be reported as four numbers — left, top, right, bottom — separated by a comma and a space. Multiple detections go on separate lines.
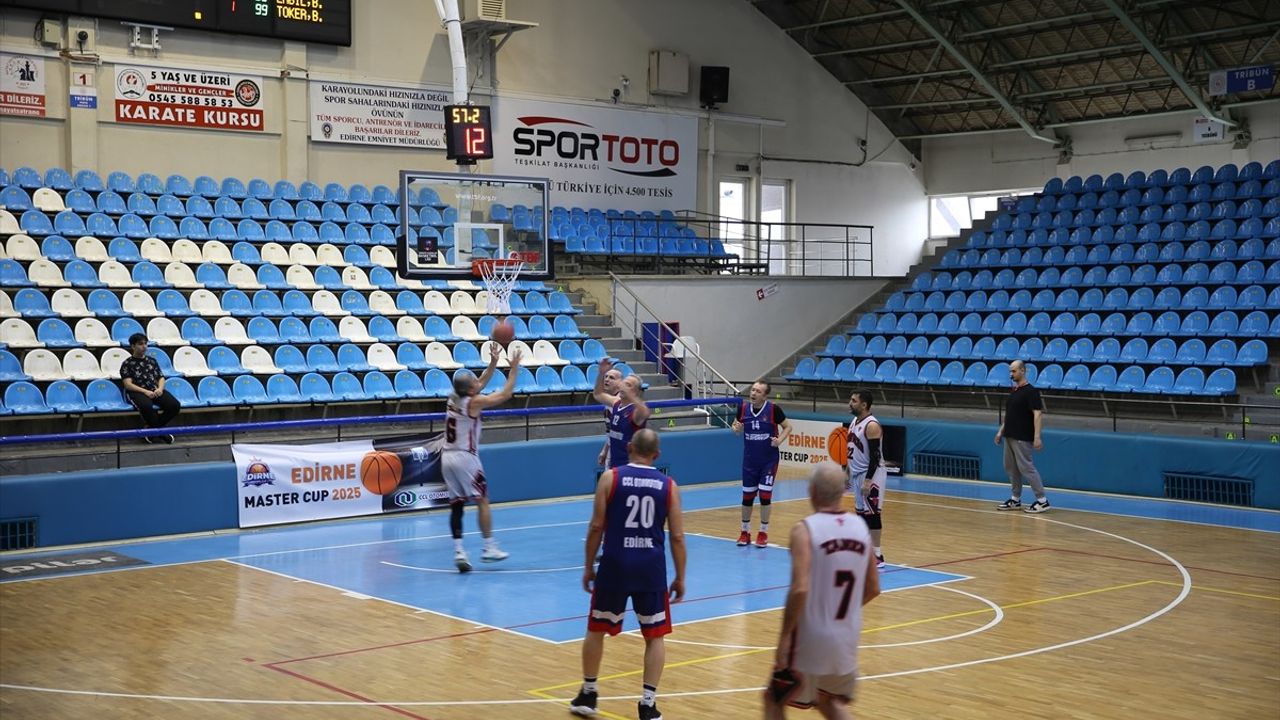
2, 481, 1278, 720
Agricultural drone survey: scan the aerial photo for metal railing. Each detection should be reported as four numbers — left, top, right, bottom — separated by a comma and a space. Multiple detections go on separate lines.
608, 272, 741, 401
759, 380, 1280, 443
0, 397, 743, 469
676, 211, 875, 277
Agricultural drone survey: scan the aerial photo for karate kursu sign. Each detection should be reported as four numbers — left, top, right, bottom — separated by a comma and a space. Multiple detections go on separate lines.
114, 64, 265, 132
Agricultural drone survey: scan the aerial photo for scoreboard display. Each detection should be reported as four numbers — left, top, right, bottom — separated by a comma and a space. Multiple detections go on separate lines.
0, 0, 352, 46
443, 105, 494, 164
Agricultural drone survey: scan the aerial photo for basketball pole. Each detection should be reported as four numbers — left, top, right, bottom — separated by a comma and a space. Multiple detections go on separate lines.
433, 0, 473, 182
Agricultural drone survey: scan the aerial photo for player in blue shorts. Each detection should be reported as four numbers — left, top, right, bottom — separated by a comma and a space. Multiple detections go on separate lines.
731, 380, 791, 548
592, 358, 651, 469
572, 429, 687, 720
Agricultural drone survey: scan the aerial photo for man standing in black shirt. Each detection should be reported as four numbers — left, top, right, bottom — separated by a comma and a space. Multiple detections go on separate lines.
120, 333, 180, 444
994, 360, 1050, 513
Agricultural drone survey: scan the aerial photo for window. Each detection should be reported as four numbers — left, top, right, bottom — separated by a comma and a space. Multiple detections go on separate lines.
929, 189, 1039, 238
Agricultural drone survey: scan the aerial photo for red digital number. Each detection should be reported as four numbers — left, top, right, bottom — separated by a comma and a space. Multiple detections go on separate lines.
465, 127, 487, 156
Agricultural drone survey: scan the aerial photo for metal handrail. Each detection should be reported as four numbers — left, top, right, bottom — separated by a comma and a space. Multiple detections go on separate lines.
608, 272, 741, 400
754, 379, 1280, 442
0, 396, 740, 447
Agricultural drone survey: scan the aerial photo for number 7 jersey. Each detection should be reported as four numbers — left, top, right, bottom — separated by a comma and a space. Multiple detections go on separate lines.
792, 511, 873, 676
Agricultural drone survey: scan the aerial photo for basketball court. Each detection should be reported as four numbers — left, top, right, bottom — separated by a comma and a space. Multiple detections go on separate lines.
3, 475, 1277, 720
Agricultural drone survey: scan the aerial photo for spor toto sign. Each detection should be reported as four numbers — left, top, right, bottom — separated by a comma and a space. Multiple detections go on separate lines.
495, 97, 697, 212
512, 116, 680, 177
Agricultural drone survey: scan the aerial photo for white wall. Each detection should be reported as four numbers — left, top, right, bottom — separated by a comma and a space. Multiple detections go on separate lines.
0, 0, 928, 275
923, 104, 1280, 196
581, 276, 887, 382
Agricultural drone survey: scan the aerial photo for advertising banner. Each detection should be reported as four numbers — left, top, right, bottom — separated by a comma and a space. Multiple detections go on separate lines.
309, 80, 452, 148
493, 96, 698, 212
778, 418, 904, 477
233, 434, 450, 528
1, 53, 46, 117
114, 64, 265, 131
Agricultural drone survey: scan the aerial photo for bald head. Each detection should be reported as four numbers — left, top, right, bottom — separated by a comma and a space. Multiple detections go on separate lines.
621, 375, 644, 399
628, 428, 660, 462
809, 461, 847, 510
1009, 359, 1027, 385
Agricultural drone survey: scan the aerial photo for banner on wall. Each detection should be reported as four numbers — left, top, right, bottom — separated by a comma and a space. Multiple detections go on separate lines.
0, 53, 46, 117
778, 418, 905, 477
309, 80, 452, 148
113, 64, 265, 132
232, 433, 451, 528
493, 97, 698, 212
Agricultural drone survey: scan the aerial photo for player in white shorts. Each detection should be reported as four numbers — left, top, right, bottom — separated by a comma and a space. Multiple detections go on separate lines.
845, 390, 886, 569
443, 344, 523, 573
765, 462, 880, 719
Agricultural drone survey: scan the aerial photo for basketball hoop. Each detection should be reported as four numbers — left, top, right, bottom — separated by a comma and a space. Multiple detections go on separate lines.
473, 252, 537, 314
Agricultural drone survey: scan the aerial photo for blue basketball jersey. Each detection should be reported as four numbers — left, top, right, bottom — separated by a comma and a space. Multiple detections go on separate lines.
598, 464, 672, 592
739, 400, 783, 469
606, 401, 646, 469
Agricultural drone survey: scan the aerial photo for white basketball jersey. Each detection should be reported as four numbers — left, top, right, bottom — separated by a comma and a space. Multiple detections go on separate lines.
445, 393, 482, 453
846, 413, 879, 477
792, 511, 873, 676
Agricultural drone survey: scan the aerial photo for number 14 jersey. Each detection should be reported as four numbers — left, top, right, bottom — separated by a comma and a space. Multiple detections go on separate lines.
598, 464, 673, 593
793, 511, 873, 676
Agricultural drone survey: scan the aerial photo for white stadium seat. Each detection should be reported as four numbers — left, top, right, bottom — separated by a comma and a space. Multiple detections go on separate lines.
480, 340, 511, 367
451, 315, 485, 341
240, 345, 282, 374
423, 290, 456, 315
0, 290, 16, 318
98, 260, 137, 288
140, 237, 174, 263
425, 341, 461, 369
74, 235, 109, 262
188, 289, 228, 316
367, 342, 407, 372
342, 265, 375, 290
122, 288, 162, 317
396, 316, 431, 342
316, 243, 348, 267
146, 316, 189, 346
532, 339, 568, 366
338, 316, 376, 343
0, 209, 20, 234
214, 316, 252, 345
0, 318, 43, 347
173, 346, 216, 377
29, 258, 71, 288
171, 239, 203, 264
74, 317, 118, 347
311, 289, 346, 316
368, 290, 404, 316
226, 262, 263, 290
260, 242, 290, 265
6, 234, 40, 261
32, 187, 66, 212
24, 348, 68, 381
164, 262, 202, 289
203, 240, 234, 265
62, 348, 104, 380
285, 264, 320, 290
52, 289, 93, 318
99, 347, 130, 378
370, 246, 396, 268
450, 290, 478, 314
288, 242, 320, 266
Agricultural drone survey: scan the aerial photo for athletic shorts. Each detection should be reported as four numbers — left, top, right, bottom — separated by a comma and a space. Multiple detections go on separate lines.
742, 462, 779, 497
587, 585, 672, 639
851, 467, 887, 516
769, 668, 856, 709
442, 451, 487, 502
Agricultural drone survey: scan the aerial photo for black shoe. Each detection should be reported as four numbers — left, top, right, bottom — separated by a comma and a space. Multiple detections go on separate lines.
162, 434, 175, 444
569, 688, 597, 716
1025, 499, 1051, 514
995, 499, 1021, 510
637, 701, 662, 720
141, 435, 155, 445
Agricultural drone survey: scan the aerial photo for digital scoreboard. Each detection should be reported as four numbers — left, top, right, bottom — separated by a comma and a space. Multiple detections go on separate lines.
443, 104, 494, 165
0, 0, 353, 46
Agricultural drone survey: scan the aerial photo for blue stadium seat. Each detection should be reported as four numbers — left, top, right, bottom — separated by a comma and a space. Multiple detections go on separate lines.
393, 369, 429, 399
206, 346, 248, 375
232, 375, 270, 404
13, 288, 54, 317
1204, 368, 1236, 395
272, 344, 308, 373
197, 376, 235, 406
785, 357, 816, 381
1057, 364, 1088, 390
1174, 311, 1209, 337
36, 318, 79, 347
393, 343, 429, 371
1141, 366, 1175, 394
265, 374, 303, 403
1119, 337, 1149, 364
84, 378, 130, 411
363, 371, 397, 400
298, 372, 337, 402
5, 381, 51, 414
0, 349, 32, 382
1235, 339, 1268, 366
1111, 365, 1145, 393
421, 368, 452, 397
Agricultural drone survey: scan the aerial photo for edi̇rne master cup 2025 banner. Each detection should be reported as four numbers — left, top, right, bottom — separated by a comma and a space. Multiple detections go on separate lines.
233, 434, 453, 528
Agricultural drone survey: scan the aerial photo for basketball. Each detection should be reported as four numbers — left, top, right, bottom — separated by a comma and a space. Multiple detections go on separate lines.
360, 450, 403, 495
491, 320, 516, 346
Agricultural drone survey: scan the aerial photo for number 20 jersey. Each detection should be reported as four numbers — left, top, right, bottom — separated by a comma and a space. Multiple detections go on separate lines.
792, 511, 873, 676
598, 464, 673, 593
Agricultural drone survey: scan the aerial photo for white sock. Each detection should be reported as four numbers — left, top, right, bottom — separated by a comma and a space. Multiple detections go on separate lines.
583, 677, 598, 693
875, 546, 882, 557
741, 521, 750, 532
484, 537, 498, 550
454, 539, 464, 553
641, 684, 657, 706
760, 523, 769, 533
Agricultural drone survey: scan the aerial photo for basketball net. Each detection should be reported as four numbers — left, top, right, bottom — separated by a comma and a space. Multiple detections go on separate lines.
473, 256, 525, 315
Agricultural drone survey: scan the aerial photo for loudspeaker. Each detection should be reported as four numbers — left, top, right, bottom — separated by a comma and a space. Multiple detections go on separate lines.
700, 66, 730, 107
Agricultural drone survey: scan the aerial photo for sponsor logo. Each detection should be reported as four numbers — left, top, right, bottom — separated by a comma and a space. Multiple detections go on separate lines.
512, 116, 681, 178
242, 459, 276, 487
392, 489, 418, 507
235, 79, 261, 107
1, 551, 149, 580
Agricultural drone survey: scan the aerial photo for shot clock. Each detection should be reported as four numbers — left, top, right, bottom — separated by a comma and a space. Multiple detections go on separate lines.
443, 105, 494, 165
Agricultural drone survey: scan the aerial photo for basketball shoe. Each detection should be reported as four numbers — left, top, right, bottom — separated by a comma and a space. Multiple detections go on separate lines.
876, 554, 885, 569
637, 700, 663, 720
454, 549, 472, 573
481, 545, 510, 562
569, 687, 597, 716
736, 530, 751, 546
755, 531, 768, 548
1025, 499, 1051, 513
995, 498, 1022, 510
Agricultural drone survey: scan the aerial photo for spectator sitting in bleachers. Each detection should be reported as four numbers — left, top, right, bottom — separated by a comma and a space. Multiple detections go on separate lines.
120, 332, 181, 443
